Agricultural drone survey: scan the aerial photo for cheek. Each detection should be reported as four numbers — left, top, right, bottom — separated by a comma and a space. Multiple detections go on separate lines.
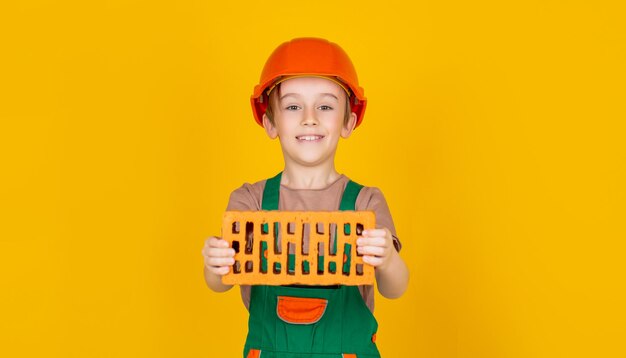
276, 111, 302, 124
274, 119, 298, 135
320, 115, 344, 131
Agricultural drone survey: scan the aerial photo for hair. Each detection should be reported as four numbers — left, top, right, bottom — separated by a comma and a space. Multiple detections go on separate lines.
264, 82, 353, 127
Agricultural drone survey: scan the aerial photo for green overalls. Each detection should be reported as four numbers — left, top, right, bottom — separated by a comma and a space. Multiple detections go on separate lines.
243, 172, 381, 358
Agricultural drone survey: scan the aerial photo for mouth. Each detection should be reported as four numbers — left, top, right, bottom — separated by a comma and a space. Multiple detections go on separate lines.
296, 135, 325, 142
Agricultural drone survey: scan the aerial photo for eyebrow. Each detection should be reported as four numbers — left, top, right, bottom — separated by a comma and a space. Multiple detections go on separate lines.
280, 93, 339, 101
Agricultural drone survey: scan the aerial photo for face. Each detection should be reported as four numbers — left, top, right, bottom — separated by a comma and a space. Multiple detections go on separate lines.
262, 77, 357, 168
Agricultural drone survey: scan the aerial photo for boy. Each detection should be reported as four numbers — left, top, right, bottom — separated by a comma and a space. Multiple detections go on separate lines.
202, 37, 409, 358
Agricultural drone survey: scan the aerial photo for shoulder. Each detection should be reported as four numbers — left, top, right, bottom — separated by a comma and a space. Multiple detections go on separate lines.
351, 180, 389, 211
342, 175, 389, 212
226, 178, 267, 211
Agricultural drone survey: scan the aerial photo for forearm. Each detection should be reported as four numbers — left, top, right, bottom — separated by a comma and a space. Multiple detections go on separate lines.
203, 265, 234, 292
374, 249, 409, 299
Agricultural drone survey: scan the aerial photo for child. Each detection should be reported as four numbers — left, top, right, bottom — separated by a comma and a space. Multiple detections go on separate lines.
202, 37, 409, 358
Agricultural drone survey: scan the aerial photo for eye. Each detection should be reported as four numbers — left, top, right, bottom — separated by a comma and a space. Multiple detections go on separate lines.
285, 105, 300, 111
319, 105, 333, 111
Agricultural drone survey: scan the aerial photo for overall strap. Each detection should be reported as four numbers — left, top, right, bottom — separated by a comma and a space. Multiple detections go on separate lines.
262, 171, 363, 210
262, 172, 282, 210
339, 180, 364, 211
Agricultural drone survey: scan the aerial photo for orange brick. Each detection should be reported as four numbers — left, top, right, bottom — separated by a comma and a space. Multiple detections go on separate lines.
221, 211, 376, 286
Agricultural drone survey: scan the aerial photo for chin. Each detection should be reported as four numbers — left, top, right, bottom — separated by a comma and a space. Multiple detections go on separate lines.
296, 156, 332, 167
297, 159, 323, 166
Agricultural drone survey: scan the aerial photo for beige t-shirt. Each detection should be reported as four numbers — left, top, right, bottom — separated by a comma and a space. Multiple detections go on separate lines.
226, 174, 401, 313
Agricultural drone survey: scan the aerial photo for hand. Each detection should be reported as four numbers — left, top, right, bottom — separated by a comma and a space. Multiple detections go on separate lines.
356, 228, 395, 270
202, 236, 235, 276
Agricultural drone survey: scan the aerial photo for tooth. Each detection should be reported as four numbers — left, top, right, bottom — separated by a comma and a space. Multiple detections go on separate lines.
298, 135, 321, 141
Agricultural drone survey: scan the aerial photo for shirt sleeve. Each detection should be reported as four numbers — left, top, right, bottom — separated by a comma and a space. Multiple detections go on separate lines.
226, 182, 264, 211
355, 186, 402, 252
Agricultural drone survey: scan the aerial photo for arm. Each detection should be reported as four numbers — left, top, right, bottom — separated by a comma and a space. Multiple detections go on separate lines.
357, 228, 409, 298
354, 186, 409, 298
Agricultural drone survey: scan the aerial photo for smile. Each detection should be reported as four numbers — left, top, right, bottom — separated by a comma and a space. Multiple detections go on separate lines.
296, 135, 325, 142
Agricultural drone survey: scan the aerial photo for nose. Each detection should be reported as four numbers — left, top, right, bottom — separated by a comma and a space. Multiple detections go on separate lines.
301, 107, 318, 126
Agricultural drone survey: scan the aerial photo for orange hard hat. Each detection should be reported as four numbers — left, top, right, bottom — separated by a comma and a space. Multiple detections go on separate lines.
251, 38, 367, 128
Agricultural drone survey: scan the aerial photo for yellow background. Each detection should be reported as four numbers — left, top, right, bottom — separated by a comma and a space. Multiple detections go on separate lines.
1, 1, 625, 357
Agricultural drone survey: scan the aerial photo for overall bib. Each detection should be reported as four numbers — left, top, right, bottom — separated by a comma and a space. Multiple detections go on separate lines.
244, 172, 381, 358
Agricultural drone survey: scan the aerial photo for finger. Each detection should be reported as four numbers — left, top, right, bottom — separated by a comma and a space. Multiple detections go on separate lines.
205, 236, 220, 245
205, 257, 235, 267
204, 247, 236, 258
356, 237, 387, 247
362, 229, 386, 237
357, 246, 385, 257
362, 255, 383, 267
207, 265, 230, 276
208, 237, 228, 248
202, 245, 216, 257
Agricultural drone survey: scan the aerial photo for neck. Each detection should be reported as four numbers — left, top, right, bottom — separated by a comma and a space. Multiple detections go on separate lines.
281, 162, 341, 189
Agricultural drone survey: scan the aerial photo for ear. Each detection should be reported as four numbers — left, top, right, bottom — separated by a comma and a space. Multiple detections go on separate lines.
263, 113, 278, 139
341, 112, 358, 138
